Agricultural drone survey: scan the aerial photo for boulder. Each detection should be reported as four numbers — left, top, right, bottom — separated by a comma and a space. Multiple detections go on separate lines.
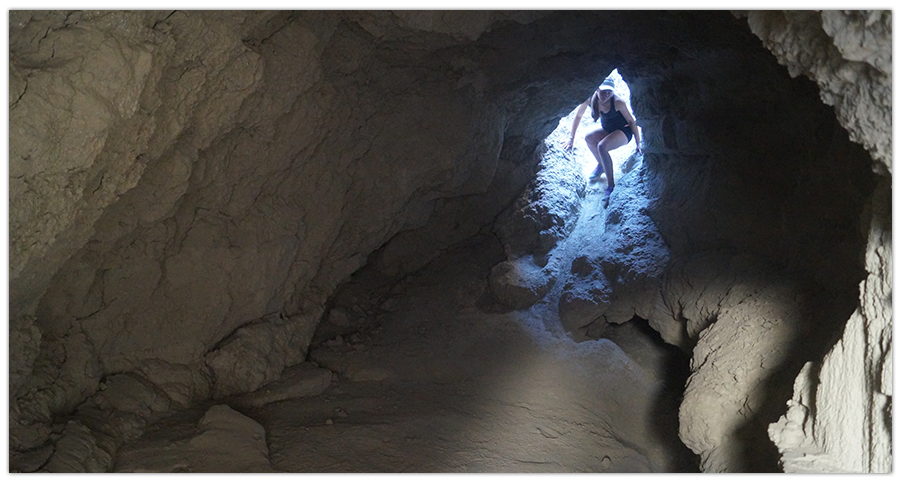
489, 256, 559, 309
115, 405, 275, 472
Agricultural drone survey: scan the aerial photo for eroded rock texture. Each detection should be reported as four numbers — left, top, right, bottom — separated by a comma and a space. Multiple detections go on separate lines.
487, 12, 886, 472
9, 10, 550, 464
115, 405, 275, 472
555, 158, 672, 345
481, 11, 889, 473
739, 10, 892, 473
8, 10, 890, 473
742, 11, 892, 175
489, 142, 584, 309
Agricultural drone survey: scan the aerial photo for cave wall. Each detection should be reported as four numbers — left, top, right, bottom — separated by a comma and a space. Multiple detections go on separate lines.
473, 11, 884, 473
9, 10, 549, 454
630, 18, 881, 472
6, 11, 644, 444
479, 11, 889, 472
741, 11, 892, 473
8, 10, 891, 473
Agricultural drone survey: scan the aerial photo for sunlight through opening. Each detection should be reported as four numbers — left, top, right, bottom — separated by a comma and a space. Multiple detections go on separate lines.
547, 69, 639, 181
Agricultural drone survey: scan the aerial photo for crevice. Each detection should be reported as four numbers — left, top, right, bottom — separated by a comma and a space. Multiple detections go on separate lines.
10, 78, 28, 109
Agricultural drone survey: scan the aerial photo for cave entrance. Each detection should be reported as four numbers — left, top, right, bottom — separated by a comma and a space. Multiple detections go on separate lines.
547, 69, 640, 181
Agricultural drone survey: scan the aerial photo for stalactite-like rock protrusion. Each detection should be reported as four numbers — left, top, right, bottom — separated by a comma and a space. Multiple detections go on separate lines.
669, 253, 812, 472
740, 10, 892, 174
738, 10, 892, 473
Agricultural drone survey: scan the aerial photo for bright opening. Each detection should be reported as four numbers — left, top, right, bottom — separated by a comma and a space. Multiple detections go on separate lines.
547, 69, 639, 181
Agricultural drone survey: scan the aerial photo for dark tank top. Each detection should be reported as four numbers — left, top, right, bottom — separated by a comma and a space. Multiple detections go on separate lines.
599, 97, 629, 133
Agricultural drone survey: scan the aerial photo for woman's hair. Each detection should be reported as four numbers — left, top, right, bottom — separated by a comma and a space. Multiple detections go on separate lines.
589, 91, 616, 123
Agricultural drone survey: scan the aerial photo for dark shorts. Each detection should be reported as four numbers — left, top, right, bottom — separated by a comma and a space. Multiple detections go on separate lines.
601, 123, 633, 143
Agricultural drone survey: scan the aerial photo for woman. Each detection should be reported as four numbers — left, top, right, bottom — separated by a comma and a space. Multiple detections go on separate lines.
564, 78, 642, 207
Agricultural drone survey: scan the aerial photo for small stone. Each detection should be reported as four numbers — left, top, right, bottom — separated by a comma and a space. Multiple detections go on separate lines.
335, 407, 348, 418
325, 419, 333, 425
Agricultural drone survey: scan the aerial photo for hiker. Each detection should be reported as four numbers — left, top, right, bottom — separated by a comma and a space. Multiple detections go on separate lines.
564, 78, 642, 207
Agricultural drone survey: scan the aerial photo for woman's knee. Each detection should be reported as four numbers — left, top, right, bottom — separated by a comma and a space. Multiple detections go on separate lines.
585, 129, 608, 144
598, 133, 625, 153
596, 140, 610, 154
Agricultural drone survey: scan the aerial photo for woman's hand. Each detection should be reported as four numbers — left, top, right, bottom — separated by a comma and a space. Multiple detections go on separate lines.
566, 101, 589, 152
636, 144, 643, 155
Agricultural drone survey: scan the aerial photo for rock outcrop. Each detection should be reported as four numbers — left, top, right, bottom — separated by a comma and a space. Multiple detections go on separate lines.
555, 159, 673, 345
115, 404, 275, 472
669, 253, 814, 472
738, 10, 892, 473
489, 142, 584, 309
9, 11, 550, 459
741, 10, 892, 175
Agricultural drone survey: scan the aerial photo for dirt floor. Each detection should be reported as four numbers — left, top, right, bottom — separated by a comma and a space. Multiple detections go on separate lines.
114, 184, 699, 473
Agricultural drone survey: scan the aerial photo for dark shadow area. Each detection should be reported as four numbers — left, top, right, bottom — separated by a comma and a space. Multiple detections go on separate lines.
601, 317, 700, 472
728, 268, 871, 472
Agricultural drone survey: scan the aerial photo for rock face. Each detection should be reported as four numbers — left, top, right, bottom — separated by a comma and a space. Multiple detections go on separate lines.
489, 142, 584, 309
8, 10, 890, 473
115, 405, 275, 472
485, 10, 888, 473
669, 253, 814, 472
741, 11, 892, 175
9, 10, 549, 458
555, 159, 672, 344
226, 362, 332, 409
739, 10, 892, 473
488, 256, 560, 310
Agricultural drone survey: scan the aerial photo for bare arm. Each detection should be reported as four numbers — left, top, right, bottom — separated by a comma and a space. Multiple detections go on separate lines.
564, 99, 590, 151
616, 99, 642, 154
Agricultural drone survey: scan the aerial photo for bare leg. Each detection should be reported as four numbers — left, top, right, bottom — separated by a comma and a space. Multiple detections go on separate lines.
592, 130, 629, 208
584, 128, 609, 179
596, 130, 629, 189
